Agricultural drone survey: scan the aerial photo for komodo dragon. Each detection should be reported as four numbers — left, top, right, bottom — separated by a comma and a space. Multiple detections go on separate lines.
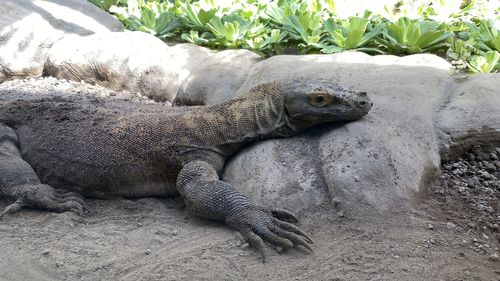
0, 78, 372, 261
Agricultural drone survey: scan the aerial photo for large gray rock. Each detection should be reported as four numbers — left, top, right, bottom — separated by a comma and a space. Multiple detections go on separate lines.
174, 49, 262, 105
224, 53, 454, 213
45, 37, 261, 102
223, 135, 330, 212
44, 33, 209, 102
437, 74, 500, 160
0, 0, 123, 82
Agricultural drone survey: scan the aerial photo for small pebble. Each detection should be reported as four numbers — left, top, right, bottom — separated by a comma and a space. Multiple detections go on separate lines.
145, 249, 151, 255
42, 249, 50, 255
484, 162, 496, 172
331, 197, 342, 207
427, 223, 434, 230
337, 211, 345, 217
489, 253, 499, 261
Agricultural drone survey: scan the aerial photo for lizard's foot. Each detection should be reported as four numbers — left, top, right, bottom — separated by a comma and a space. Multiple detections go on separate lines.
0, 184, 86, 219
226, 205, 313, 262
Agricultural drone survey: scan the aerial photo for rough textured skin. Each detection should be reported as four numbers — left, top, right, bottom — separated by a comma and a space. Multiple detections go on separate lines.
0, 78, 371, 260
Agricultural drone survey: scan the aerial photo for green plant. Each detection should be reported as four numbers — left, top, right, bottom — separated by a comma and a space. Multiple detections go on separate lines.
448, 38, 474, 61
377, 17, 452, 54
463, 20, 500, 53
88, 0, 500, 73
467, 51, 500, 73
206, 17, 247, 47
321, 15, 384, 54
263, 3, 324, 52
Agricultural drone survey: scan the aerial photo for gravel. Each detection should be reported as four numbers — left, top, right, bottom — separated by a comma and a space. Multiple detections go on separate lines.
431, 145, 499, 229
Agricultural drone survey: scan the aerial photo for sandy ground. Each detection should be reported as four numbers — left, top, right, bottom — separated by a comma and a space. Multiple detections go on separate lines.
1, 163, 499, 281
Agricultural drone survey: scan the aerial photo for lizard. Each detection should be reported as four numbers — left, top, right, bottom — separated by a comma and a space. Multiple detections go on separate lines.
0, 77, 372, 261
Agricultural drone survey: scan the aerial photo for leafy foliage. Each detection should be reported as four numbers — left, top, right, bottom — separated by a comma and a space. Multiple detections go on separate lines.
89, 0, 500, 73
377, 17, 452, 54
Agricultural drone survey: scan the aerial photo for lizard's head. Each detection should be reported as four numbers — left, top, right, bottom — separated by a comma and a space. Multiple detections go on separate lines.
283, 78, 372, 129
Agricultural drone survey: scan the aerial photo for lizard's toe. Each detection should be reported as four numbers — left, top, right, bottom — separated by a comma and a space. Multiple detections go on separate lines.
1, 184, 86, 218
227, 205, 313, 262
54, 190, 87, 212
270, 208, 299, 223
0, 199, 25, 219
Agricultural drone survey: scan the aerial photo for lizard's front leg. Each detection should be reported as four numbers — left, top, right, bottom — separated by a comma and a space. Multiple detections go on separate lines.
0, 123, 85, 218
176, 160, 313, 262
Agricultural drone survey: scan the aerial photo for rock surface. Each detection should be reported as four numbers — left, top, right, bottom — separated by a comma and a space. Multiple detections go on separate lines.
45, 38, 261, 103
174, 49, 261, 105
437, 74, 500, 160
45, 32, 186, 102
0, 0, 122, 82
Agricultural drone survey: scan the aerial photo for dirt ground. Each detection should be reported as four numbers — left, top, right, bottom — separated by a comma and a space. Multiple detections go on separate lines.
0, 146, 499, 281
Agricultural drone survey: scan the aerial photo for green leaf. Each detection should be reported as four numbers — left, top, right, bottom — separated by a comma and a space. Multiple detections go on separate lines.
88, 0, 119, 11
467, 51, 500, 73
387, 24, 406, 45
284, 15, 310, 42
270, 29, 283, 43
198, 9, 217, 26
416, 30, 451, 49
180, 3, 215, 30
155, 14, 180, 37
140, 6, 156, 29
207, 17, 243, 46
345, 17, 369, 49
265, 3, 284, 24
181, 31, 210, 45
123, 16, 144, 31
324, 18, 345, 47
406, 22, 422, 47
486, 35, 500, 52
358, 24, 384, 47
320, 45, 344, 53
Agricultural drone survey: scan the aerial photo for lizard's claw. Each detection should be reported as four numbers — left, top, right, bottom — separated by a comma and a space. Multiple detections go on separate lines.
0, 184, 86, 219
225, 205, 313, 262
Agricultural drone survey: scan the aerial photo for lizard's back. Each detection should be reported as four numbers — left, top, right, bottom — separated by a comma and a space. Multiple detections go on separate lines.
0, 79, 223, 197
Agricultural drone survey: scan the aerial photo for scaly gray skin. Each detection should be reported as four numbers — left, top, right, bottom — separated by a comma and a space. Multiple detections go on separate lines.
0, 78, 372, 261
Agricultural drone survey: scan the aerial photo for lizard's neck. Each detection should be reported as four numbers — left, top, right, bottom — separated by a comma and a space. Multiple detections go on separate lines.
207, 87, 297, 149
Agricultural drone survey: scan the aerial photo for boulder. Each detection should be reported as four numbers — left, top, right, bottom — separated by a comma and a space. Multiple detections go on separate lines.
437, 74, 500, 160
224, 53, 453, 213
223, 134, 330, 212
45, 33, 212, 102
0, 0, 122, 82
174, 49, 262, 105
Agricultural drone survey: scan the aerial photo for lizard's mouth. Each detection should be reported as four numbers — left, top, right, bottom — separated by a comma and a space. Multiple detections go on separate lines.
289, 105, 358, 122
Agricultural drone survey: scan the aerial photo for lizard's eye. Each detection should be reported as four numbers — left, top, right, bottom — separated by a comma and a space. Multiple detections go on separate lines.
308, 93, 332, 108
